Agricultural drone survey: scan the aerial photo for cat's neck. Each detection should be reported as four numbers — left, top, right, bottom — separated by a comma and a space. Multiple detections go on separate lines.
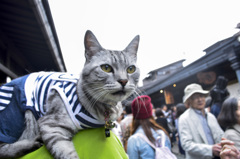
76, 79, 122, 122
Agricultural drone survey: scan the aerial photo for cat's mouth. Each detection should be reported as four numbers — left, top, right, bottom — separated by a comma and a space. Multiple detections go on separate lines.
112, 90, 126, 96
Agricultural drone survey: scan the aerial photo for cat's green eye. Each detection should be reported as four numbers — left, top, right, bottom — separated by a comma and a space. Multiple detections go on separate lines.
101, 64, 113, 73
127, 65, 136, 74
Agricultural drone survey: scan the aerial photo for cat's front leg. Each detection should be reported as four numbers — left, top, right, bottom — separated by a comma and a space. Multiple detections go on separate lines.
0, 138, 42, 158
39, 90, 79, 159
39, 117, 78, 159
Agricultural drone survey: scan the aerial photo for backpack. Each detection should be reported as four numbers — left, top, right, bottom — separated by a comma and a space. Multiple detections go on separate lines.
135, 131, 177, 159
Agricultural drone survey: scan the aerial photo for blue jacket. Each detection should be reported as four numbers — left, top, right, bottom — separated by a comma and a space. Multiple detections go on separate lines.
127, 126, 171, 159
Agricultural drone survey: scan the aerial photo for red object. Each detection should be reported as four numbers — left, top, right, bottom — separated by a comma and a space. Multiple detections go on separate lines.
131, 95, 153, 119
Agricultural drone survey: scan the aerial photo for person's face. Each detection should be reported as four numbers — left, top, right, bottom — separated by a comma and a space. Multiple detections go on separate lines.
173, 106, 176, 112
189, 93, 206, 110
236, 100, 240, 124
163, 106, 167, 111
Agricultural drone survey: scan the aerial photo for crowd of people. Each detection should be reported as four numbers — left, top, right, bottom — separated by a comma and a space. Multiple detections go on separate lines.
19, 81, 240, 159
111, 82, 240, 159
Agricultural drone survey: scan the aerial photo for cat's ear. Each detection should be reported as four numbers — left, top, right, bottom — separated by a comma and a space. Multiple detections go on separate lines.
84, 30, 103, 60
124, 35, 140, 57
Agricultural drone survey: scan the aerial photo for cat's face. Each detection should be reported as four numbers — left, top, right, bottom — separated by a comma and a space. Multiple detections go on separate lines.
81, 30, 140, 105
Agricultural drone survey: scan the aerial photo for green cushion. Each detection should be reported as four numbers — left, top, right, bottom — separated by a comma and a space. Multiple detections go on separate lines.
18, 127, 128, 159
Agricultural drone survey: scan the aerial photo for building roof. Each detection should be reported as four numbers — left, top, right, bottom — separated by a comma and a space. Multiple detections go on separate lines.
142, 59, 185, 86
0, 0, 66, 79
145, 59, 185, 75
140, 34, 240, 95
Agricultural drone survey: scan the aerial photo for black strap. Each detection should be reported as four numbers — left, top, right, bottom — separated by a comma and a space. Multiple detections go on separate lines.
105, 128, 110, 137
227, 126, 240, 134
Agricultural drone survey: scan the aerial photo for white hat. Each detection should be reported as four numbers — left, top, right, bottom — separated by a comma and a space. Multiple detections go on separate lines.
183, 83, 209, 103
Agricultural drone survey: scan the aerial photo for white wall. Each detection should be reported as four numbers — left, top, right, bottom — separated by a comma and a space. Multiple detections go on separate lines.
227, 82, 240, 98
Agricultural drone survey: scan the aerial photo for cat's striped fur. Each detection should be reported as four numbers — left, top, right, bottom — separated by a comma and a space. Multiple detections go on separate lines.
0, 30, 140, 159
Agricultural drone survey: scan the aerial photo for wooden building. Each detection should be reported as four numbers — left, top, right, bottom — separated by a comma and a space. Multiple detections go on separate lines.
0, 0, 66, 84
140, 29, 240, 107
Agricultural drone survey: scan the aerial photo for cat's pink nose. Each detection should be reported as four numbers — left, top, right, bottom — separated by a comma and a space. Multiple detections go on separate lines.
118, 79, 128, 87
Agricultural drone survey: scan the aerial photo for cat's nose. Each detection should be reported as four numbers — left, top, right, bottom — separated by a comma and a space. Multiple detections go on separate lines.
118, 79, 128, 87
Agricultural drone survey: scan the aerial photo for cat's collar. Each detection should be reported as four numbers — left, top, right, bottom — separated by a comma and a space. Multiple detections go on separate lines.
104, 109, 115, 137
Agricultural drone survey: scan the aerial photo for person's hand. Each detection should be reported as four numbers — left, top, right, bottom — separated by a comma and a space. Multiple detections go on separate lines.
220, 138, 240, 159
213, 143, 222, 157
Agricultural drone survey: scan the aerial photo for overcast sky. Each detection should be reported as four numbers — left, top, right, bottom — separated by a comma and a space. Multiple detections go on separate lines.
48, 0, 240, 86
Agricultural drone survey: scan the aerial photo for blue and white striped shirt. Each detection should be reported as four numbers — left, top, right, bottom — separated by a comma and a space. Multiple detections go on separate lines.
0, 72, 105, 143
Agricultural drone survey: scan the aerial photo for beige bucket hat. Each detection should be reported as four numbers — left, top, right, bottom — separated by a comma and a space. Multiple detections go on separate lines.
183, 83, 209, 103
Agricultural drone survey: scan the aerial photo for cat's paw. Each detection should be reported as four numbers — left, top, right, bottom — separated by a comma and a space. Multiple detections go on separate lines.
24, 138, 43, 153
32, 139, 43, 150
9, 139, 44, 157
34, 135, 43, 144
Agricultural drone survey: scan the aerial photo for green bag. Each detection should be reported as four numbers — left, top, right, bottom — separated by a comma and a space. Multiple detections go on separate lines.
18, 127, 127, 159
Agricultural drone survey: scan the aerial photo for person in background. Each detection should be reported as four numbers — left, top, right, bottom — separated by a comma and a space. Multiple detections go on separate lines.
175, 103, 187, 156
151, 103, 156, 119
172, 105, 177, 124
120, 101, 133, 151
127, 95, 172, 159
112, 112, 124, 145
205, 96, 212, 112
217, 97, 240, 150
179, 83, 224, 159
162, 104, 172, 123
175, 103, 187, 130
210, 76, 229, 118
155, 108, 171, 135
162, 104, 176, 139
170, 105, 177, 145
162, 104, 168, 116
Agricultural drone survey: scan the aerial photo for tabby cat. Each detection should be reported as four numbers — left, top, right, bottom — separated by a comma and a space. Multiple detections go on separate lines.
0, 30, 140, 158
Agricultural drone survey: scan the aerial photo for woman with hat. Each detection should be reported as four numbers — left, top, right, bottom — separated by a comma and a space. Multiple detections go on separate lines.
178, 83, 224, 159
127, 95, 172, 159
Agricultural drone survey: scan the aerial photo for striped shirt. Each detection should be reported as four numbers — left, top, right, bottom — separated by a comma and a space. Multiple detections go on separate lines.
0, 85, 14, 111
0, 72, 105, 131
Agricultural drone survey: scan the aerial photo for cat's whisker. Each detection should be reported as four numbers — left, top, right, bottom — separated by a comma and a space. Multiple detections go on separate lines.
82, 88, 107, 113
89, 93, 109, 115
